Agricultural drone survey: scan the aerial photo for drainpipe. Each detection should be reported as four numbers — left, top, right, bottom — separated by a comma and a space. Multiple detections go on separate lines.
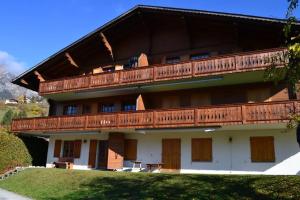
229, 136, 233, 174
297, 124, 300, 148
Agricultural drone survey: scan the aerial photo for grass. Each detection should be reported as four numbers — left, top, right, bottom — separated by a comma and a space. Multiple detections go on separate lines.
0, 168, 299, 200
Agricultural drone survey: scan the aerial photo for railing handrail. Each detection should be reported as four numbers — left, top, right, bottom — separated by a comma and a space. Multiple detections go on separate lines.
39, 47, 287, 94
11, 100, 299, 132
11, 100, 297, 122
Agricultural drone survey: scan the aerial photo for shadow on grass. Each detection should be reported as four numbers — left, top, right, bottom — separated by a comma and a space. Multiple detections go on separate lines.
45, 173, 300, 200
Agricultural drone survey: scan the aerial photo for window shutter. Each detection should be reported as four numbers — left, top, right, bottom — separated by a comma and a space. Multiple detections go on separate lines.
53, 140, 62, 158
250, 136, 275, 162
73, 140, 82, 158
124, 139, 137, 160
88, 140, 98, 168
192, 138, 212, 162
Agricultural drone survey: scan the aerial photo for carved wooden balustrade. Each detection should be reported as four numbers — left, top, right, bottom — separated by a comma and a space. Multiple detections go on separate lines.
39, 48, 287, 95
11, 101, 299, 133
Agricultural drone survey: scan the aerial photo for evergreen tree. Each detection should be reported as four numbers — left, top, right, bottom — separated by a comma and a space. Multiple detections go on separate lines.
1, 109, 14, 126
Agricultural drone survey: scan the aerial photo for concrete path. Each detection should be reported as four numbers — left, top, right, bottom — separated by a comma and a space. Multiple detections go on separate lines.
0, 188, 32, 200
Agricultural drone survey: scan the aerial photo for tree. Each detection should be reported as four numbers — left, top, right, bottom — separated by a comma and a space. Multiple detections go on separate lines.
1, 109, 14, 126
265, 0, 300, 127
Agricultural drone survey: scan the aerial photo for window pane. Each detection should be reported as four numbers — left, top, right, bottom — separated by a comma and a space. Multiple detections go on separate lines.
122, 102, 136, 111
166, 56, 180, 64
63, 105, 78, 115
190, 53, 209, 60
99, 103, 115, 113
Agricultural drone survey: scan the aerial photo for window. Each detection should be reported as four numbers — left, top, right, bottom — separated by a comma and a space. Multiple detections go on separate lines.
124, 139, 137, 160
102, 65, 115, 72
166, 56, 180, 64
63, 141, 74, 157
62, 140, 81, 158
99, 103, 115, 113
250, 136, 275, 162
122, 102, 136, 111
192, 138, 212, 162
82, 104, 91, 114
190, 53, 209, 60
63, 105, 78, 115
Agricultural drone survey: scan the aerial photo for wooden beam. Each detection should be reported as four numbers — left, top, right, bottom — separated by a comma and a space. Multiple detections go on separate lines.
100, 32, 114, 61
20, 79, 29, 85
136, 94, 145, 110
65, 52, 79, 68
34, 70, 45, 82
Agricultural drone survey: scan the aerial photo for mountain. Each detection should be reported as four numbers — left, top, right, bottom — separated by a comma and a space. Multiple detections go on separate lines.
0, 67, 38, 100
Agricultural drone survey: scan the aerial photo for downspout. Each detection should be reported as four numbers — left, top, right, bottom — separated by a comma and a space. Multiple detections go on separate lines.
297, 124, 300, 148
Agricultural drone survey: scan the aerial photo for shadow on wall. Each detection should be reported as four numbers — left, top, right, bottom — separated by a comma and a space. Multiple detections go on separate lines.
45, 173, 300, 200
19, 135, 48, 166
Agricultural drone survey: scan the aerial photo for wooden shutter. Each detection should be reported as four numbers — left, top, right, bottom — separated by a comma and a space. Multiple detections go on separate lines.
53, 140, 62, 158
192, 138, 212, 162
250, 136, 275, 162
88, 140, 98, 168
124, 139, 137, 160
73, 140, 82, 158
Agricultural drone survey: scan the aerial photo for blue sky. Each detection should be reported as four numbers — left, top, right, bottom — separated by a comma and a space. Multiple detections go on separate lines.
0, 0, 299, 75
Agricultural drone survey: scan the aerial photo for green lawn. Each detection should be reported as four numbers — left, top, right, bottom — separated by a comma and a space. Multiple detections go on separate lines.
0, 168, 299, 200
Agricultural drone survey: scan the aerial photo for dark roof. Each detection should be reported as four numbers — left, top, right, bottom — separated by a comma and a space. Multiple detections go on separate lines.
12, 4, 298, 84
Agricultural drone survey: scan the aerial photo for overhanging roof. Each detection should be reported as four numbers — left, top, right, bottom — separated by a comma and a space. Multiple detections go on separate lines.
12, 5, 299, 89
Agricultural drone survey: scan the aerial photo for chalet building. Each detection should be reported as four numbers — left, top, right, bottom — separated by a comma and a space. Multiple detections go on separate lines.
11, 5, 300, 174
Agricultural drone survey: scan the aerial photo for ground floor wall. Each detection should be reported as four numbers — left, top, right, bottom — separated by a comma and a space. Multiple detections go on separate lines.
46, 128, 300, 175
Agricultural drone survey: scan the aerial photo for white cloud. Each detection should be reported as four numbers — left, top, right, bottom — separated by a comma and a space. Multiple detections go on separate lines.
0, 51, 27, 75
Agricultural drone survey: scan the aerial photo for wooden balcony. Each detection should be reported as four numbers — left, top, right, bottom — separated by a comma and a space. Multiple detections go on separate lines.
39, 48, 287, 95
11, 101, 300, 133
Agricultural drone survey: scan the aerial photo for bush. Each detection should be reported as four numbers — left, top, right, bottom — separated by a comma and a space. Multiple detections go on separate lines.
0, 131, 32, 174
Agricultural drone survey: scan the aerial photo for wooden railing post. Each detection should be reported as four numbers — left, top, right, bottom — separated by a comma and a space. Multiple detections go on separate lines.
153, 111, 156, 128
85, 115, 88, 130
194, 108, 197, 126
57, 117, 61, 131
234, 56, 239, 70
116, 113, 119, 128
191, 62, 195, 77
241, 105, 247, 124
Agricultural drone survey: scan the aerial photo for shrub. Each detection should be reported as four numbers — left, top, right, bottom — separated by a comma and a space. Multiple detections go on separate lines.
0, 131, 32, 174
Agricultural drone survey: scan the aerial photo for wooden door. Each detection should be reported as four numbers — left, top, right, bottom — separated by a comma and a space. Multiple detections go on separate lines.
162, 139, 181, 170
97, 140, 108, 169
88, 140, 97, 168
107, 133, 124, 170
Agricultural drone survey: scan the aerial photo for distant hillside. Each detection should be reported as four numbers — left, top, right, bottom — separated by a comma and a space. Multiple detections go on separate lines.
0, 68, 38, 100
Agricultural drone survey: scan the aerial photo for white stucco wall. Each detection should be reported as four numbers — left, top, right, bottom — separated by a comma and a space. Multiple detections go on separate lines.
46, 128, 300, 175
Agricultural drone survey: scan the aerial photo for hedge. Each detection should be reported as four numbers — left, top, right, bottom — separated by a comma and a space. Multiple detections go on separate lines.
0, 130, 32, 174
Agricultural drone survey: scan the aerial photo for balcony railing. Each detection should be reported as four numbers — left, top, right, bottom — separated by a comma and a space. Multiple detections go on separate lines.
11, 100, 299, 133
39, 48, 287, 95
